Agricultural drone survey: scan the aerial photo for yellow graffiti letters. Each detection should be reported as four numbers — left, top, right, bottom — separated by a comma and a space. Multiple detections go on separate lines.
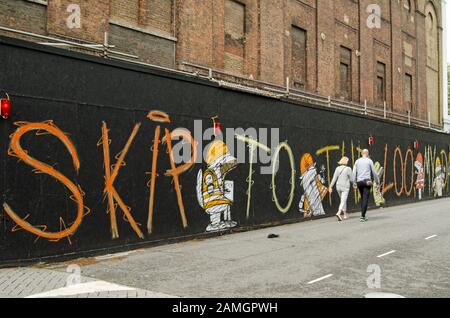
272, 142, 295, 214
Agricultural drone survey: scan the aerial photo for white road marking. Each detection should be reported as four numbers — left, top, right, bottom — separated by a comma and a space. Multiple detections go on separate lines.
307, 274, 333, 285
25, 279, 178, 298
365, 292, 405, 298
425, 235, 438, 240
377, 250, 396, 258
25, 281, 135, 298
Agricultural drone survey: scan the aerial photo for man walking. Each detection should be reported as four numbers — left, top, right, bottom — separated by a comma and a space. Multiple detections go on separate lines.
352, 149, 379, 222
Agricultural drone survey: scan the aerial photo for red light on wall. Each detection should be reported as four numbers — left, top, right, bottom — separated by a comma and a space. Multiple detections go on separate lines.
413, 139, 419, 151
0, 93, 11, 119
214, 122, 222, 136
211, 116, 222, 136
369, 135, 374, 146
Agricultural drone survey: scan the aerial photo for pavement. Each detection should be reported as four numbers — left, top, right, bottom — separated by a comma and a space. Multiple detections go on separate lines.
1, 198, 450, 298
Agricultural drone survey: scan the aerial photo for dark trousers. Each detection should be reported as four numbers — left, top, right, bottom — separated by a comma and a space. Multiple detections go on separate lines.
357, 182, 372, 218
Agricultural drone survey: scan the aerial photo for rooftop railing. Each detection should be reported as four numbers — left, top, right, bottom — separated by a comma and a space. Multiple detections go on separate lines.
181, 61, 444, 132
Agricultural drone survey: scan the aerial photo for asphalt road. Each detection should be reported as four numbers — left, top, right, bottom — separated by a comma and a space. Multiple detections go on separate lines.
2, 198, 450, 298
41, 198, 450, 298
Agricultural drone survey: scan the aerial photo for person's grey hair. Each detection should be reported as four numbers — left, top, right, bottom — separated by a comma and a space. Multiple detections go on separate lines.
362, 149, 369, 156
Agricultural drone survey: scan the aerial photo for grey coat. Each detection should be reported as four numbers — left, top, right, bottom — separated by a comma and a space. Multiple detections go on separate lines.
330, 165, 353, 191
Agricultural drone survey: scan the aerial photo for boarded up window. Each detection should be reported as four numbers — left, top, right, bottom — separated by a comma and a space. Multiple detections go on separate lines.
147, 0, 173, 34
404, 73, 413, 112
425, 3, 440, 124
403, 41, 413, 67
425, 8, 438, 68
110, 0, 139, 24
224, 0, 245, 74
291, 26, 307, 89
339, 46, 352, 100
376, 62, 386, 105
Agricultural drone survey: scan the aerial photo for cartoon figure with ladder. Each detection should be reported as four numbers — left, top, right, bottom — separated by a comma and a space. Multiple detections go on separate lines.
196, 117, 238, 232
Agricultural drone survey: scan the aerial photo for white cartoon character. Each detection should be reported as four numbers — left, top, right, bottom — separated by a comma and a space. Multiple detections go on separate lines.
433, 157, 444, 197
414, 153, 425, 200
299, 153, 328, 217
196, 140, 238, 232
372, 161, 385, 206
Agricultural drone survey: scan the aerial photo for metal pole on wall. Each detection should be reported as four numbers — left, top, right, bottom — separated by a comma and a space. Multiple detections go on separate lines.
208, 68, 213, 79
103, 32, 108, 57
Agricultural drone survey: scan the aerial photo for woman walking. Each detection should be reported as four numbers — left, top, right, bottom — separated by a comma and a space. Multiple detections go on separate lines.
329, 156, 353, 221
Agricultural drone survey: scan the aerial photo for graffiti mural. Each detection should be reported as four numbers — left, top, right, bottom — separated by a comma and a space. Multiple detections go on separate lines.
2, 114, 450, 264
3, 121, 87, 243
196, 140, 238, 232
145, 111, 197, 234
433, 157, 444, 197
271, 142, 296, 214
1, 39, 450, 264
146, 110, 171, 234
299, 153, 328, 218
415, 153, 425, 200
99, 121, 144, 239
372, 162, 385, 207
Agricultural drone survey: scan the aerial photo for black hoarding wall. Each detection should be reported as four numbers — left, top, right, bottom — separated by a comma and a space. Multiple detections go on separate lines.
0, 36, 449, 265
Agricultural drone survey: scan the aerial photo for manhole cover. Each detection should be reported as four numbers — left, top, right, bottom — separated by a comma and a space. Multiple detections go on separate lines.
364, 292, 405, 298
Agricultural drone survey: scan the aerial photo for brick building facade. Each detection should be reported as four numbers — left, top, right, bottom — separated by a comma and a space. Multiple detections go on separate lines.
0, 0, 445, 125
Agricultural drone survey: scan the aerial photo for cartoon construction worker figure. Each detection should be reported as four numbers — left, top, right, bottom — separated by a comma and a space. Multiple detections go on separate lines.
299, 153, 328, 218
196, 140, 238, 232
372, 161, 385, 207
433, 157, 444, 197
415, 153, 425, 200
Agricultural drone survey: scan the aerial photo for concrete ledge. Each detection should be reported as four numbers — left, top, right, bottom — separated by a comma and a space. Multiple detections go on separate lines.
26, 0, 48, 6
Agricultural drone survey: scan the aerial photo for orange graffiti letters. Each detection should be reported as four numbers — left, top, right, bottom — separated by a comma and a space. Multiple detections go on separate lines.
4, 121, 84, 241
100, 121, 144, 239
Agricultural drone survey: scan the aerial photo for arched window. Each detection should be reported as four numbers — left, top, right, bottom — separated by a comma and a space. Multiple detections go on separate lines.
424, 1, 440, 124
404, 0, 411, 12
425, 4, 438, 63
426, 12, 434, 31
